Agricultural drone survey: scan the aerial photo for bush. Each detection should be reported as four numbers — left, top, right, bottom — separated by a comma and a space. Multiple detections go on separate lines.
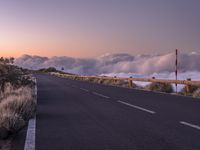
38, 67, 57, 73
0, 112, 25, 133
146, 82, 173, 93
99, 79, 113, 85
0, 85, 36, 139
0, 64, 34, 91
193, 88, 200, 99
180, 85, 200, 95
0, 62, 36, 139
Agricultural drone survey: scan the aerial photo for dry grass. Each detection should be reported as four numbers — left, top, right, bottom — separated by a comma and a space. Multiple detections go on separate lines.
0, 83, 36, 139
180, 85, 200, 95
53, 72, 177, 93
193, 88, 200, 99
51, 73, 138, 89
0, 62, 36, 139
145, 82, 174, 93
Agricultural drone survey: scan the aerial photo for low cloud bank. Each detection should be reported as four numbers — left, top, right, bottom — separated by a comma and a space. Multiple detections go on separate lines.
14, 51, 200, 91
15, 51, 200, 80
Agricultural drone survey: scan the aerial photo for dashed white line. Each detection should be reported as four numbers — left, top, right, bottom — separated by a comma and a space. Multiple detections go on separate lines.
180, 121, 200, 130
80, 88, 89, 92
118, 100, 156, 114
92, 92, 110, 99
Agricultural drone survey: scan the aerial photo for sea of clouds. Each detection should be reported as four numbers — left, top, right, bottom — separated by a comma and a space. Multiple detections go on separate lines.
15, 51, 200, 91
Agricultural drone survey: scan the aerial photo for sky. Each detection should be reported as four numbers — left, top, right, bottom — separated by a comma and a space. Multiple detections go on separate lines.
0, 0, 200, 58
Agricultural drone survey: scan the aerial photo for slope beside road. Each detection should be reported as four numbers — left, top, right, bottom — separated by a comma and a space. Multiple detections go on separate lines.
34, 74, 200, 150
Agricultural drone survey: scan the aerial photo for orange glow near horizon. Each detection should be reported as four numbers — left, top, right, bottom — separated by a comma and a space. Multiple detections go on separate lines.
0, 47, 119, 58
0, 49, 92, 58
0, 1, 200, 58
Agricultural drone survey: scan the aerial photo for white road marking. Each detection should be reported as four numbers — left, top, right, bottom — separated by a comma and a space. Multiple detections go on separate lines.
118, 100, 156, 114
180, 121, 200, 130
24, 117, 36, 150
92, 92, 110, 99
80, 88, 89, 92
24, 78, 37, 150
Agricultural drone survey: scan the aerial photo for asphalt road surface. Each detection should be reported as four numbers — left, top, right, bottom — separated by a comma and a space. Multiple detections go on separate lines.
35, 74, 200, 150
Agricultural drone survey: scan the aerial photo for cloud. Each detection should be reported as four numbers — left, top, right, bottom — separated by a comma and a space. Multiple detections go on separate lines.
15, 51, 200, 76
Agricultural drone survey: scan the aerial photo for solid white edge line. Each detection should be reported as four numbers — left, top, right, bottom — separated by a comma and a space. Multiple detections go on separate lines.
92, 92, 110, 99
80, 88, 89, 92
180, 121, 200, 130
118, 100, 156, 114
24, 117, 36, 150
24, 77, 37, 150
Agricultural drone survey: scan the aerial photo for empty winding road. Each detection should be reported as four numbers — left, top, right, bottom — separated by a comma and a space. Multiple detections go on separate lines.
33, 74, 200, 150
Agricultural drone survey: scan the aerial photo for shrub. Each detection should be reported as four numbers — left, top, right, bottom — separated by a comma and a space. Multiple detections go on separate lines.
146, 82, 173, 93
180, 85, 200, 95
115, 80, 137, 88
193, 88, 200, 99
39, 67, 57, 73
0, 85, 36, 139
0, 87, 36, 120
0, 111, 25, 133
0, 62, 36, 139
0, 64, 34, 91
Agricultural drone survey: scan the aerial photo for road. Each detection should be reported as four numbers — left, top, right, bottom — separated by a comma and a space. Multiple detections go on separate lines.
34, 74, 200, 150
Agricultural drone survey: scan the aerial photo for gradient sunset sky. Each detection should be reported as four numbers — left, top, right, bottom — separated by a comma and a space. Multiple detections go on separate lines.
0, 0, 200, 58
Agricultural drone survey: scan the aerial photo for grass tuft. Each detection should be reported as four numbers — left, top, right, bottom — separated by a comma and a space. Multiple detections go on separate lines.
180, 85, 200, 95
193, 88, 200, 99
145, 82, 173, 93
0, 84, 36, 139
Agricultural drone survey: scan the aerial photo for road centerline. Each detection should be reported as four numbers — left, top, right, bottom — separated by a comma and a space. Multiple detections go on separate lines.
180, 121, 200, 130
118, 100, 156, 114
80, 88, 89, 92
92, 92, 110, 99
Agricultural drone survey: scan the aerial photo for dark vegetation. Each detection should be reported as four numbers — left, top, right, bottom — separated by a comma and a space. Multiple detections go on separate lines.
0, 57, 36, 141
145, 82, 174, 93
179, 85, 200, 95
36, 67, 74, 75
193, 88, 200, 98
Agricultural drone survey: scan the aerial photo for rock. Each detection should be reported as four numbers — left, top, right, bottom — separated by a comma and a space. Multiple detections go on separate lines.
0, 127, 9, 139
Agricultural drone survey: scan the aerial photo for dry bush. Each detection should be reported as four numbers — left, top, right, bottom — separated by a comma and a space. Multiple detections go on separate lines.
55, 72, 139, 89
0, 94, 36, 120
180, 85, 200, 95
83, 77, 137, 88
0, 85, 36, 139
87, 77, 96, 82
115, 80, 137, 88
1, 83, 14, 99
0, 63, 34, 92
0, 63, 36, 138
100, 79, 113, 85
193, 88, 200, 99
0, 111, 25, 133
146, 82, 173, 93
